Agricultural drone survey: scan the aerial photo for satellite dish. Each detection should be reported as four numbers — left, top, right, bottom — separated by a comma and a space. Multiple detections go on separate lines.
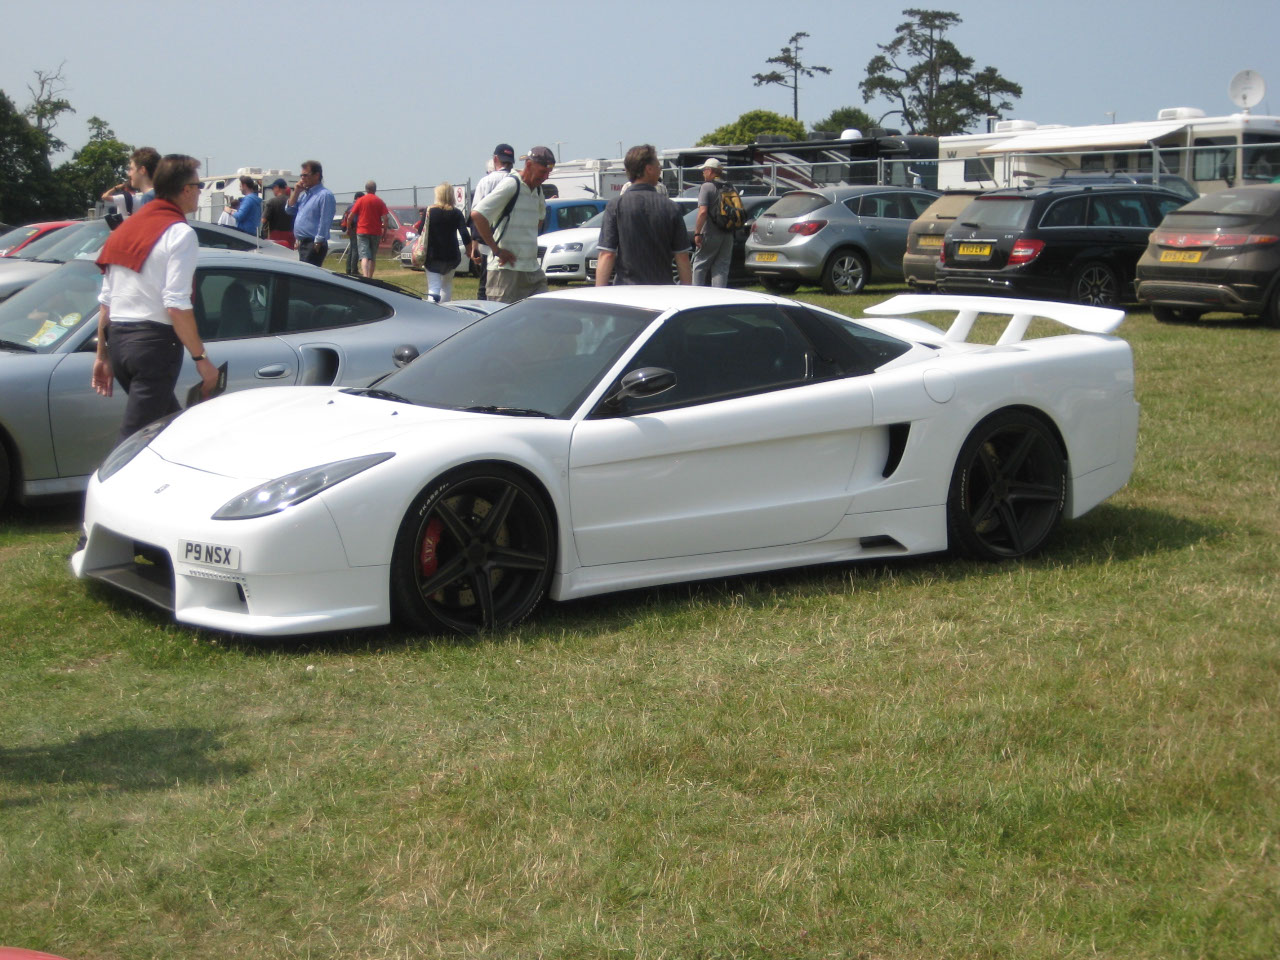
1228, 69, 1266, 111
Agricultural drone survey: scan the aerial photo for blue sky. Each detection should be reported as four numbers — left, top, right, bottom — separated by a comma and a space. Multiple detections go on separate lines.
2, 0, 1276, 196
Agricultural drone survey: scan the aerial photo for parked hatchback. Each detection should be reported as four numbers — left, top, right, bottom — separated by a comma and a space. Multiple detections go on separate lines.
1134, 184, 1280, 326
902, 190, 983, 290
745, 185, 940, 294
937, 185, 1188, 305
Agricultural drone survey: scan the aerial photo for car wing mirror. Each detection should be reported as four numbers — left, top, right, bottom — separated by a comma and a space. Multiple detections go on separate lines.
603, 366, 676, 406
393, 343, 419, 368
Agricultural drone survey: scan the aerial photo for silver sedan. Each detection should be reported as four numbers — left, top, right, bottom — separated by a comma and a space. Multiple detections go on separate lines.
0, 250, 493, 506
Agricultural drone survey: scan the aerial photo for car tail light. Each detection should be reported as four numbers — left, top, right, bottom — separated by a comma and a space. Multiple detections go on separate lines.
939, 246, 945, 265
1007, 238, 1045, 265
788, 220, 827, 236
1151, 230, 1280, 249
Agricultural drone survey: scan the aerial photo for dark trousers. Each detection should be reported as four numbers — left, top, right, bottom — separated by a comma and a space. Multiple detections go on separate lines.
297, 238, 328, 266
476, 256, 488, 300
107, 321, 183, 441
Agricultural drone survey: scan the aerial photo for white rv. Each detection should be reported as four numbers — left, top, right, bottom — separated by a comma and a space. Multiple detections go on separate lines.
937, 109, 1280, 196
195, 166, 294, 222
543, 158, 629, 201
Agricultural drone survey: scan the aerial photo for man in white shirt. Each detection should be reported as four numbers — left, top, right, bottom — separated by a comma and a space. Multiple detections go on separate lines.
93, 154, 218, 440
470, 146, 554, 304
470, 143, 514, 299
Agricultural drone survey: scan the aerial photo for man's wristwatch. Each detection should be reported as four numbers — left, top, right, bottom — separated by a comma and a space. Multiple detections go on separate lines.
191, 353, 207, 362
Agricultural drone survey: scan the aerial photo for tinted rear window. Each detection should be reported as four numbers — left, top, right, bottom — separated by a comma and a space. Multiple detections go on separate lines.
958, 197, 1034, 230
1175, 188, 1280, 217
919, 193, 981, 222
763, 193, 829, 219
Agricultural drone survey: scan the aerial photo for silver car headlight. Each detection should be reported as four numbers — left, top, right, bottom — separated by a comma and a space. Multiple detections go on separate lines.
96, 412, 181, 483
213, 452, 394, 520
550, 242, 583, 254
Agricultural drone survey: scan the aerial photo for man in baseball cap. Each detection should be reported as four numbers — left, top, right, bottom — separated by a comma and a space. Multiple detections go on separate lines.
470, 146, 556, 303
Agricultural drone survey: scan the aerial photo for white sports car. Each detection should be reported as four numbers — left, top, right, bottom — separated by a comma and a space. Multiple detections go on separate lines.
72, 288, 1139, 637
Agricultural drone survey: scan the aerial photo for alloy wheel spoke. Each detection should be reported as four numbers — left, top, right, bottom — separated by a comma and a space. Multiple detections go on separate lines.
969, 489, 999, 529
477, 484, 518, 540
432, 499, 473, 545
1008, 480, 1061, 502
470, 570, 496, 627
489, 545, 549, 571
418, 553, 469, 597
994, 500, 1026, 553
1003, 431, 1038, 476
976, 444, 1002, 484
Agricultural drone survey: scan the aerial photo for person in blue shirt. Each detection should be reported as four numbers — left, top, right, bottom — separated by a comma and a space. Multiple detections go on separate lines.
233, 176, 263, 236
285, 160, 337, 265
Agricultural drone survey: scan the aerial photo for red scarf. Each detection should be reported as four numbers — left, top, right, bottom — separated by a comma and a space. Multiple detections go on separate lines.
96, 198, 188, 273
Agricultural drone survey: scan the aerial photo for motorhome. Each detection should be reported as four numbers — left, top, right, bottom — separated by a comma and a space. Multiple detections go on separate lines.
937, 109, 1280, 195
543, 158, 629, 201
195, 166, 294, 222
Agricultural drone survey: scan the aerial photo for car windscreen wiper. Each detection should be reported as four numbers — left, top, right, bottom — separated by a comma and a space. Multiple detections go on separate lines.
341, 387, 417, 405
0, 338, 37, 353
463, 405, 554, 418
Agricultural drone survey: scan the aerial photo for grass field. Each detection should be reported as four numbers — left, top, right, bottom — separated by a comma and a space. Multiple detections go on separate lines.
1, 269, 1276, 959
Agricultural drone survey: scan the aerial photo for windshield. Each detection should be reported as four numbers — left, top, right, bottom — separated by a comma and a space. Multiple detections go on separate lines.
29, 220, 112, 262
0, 224, 61, 256
581, 210, 606, 229
959, 196, 1035, 230
0, 259, 102, 353
8, 222, 86, 261
377, 297, 659, 418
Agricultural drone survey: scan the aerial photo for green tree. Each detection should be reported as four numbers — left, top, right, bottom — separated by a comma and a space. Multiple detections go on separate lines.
0, 89, 57, 223
52, 116, 132, 217
859, 9, 1021, 136
697, 110, 807, 147
753, 31, 831, 121
813, 105, 878, 137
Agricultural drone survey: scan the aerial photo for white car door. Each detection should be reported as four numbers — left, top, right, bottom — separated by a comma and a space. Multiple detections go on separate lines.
568, 304, 875, 567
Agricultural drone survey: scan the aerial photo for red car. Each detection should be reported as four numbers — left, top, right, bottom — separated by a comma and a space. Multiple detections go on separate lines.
0, 220, 75, 257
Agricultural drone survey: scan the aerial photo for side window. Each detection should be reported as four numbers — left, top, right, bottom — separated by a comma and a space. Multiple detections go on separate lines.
1040, 196, 1087, 228
788, 306, 912, 378
856, 194, 904, 219
192, 225, 257, 251
1152, 196, 1185, 220
905, 193, 936, 218
561, 204, 597, 229
1090, 194, 1151, 228
280, 275, 392, 332
193, 269, 274, 340
621, 306, 812, 414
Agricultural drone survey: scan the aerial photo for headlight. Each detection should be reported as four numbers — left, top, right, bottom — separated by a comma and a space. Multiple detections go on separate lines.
550, 242, 583, 254
213, 452, 394, 520
96, 412, 181, 483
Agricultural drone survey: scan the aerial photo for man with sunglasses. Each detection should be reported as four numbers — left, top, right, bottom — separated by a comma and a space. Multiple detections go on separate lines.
286, 160, 337, 266
93, 154, 218, 440
470, 146, 554, 304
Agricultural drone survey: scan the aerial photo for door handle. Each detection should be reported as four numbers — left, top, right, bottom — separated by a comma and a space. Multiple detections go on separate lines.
256, 363, 291, 379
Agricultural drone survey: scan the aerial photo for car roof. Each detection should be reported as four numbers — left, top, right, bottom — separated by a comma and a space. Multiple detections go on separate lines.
536, 284, 781, 312
978, 183, 1185, 200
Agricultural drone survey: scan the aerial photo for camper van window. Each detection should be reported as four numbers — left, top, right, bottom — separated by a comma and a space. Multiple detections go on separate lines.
1193, 137, 1235, 182
962, 157, 994, 183
1243, 135, 1280, 180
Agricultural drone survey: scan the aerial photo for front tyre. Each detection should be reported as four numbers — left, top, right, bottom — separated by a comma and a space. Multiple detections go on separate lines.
821, 249, 869, 295
947, 410, 1066, 560
391, 465, 555, 634
1151, 305, 1205, 323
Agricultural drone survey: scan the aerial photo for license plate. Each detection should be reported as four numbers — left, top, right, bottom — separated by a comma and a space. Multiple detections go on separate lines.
957, 243, 991, 256
179, 539, 241, 570
754, 252, 779, 262
1160, 249, 1203, 263
917, 235, 943, 248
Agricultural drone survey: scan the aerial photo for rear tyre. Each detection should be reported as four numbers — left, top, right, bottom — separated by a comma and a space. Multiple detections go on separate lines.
390, 465, 555, 635
760, 277, 799, 294
391, 240, 404, 257
821, 249, 869, 295
947, 410, 1066, 561
1151, 305, 1205, 323
1071, 261, 1120, 306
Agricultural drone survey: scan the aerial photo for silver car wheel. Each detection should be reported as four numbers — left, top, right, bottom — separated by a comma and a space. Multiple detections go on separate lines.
822, 249, 868, 295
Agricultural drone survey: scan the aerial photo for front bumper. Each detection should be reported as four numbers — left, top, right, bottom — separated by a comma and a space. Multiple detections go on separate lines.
71, 451, 391, 636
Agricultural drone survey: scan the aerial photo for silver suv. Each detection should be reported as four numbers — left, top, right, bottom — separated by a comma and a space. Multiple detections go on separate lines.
744, 185, 939, 294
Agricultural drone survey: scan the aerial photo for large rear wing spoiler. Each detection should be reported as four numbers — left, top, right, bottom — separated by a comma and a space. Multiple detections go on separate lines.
864, 295, 1125, 346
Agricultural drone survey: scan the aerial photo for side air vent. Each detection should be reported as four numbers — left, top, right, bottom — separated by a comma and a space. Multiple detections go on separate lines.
882, 423, 910, 478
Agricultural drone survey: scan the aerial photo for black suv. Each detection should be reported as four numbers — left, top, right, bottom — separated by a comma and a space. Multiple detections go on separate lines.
937, 184, 1188, 305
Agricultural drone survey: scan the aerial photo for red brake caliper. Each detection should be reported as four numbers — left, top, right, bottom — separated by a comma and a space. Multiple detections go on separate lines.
419, 517, 444, 577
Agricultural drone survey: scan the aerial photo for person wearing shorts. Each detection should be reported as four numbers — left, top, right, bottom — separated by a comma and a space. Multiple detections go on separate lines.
345, 180, 390, 278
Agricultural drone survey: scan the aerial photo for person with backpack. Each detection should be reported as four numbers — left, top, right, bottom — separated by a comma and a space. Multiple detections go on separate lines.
470, 146, 554, 304
691, 157, 743, 287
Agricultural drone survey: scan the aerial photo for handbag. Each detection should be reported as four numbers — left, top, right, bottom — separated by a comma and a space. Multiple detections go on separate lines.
411, 207, 431, 269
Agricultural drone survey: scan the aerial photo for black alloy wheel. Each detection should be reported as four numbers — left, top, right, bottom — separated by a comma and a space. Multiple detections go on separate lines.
947, 410, 1067, 560
760, 276, 800, 294
391, 465, 554, 634
1071, 262, 1120, 306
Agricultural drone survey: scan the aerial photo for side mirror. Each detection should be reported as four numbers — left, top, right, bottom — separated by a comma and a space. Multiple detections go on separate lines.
603, 366, 676, 406
393, 344, 419, 368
